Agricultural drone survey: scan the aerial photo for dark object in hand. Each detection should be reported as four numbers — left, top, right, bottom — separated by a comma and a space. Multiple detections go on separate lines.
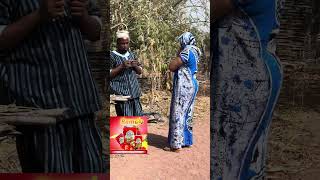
123, 61, 132, 68
70, 0, 89, 18
39, 0, 65, 22
130, 60, 140, 67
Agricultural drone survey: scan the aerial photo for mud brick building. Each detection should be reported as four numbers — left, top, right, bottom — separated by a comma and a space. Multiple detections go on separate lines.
85, 2, 110, 104
277, 0, 320, 106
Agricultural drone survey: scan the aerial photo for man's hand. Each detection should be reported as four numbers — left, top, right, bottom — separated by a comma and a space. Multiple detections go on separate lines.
111, 61, 129, 78
131, 60, 139, 67
123, 61, 132, 68
70, 0, 89, 20
39, 0, 65, 21
68, 0, 100, 41
0, 0, 65, 49
130, 60, 142, 74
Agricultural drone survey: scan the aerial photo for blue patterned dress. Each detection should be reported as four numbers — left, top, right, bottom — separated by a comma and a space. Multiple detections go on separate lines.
168, 32, 200, 149
211, 0, 284, 179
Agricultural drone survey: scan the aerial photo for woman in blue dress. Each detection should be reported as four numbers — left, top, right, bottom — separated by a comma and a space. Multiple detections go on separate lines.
165, 32, 201, 152
211, 0, 284, 179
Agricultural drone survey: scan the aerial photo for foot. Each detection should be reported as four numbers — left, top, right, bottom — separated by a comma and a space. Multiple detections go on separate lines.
163, 147, 181, 152
182, 145, 192, 148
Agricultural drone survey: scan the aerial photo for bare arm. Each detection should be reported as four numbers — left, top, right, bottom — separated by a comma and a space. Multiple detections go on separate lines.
110, 60, 142, 78
77, 15, 101, 41
0, 10, 41, 50
212, 0, 235, 21
70, 0, 101, 41
133, 66, 142, 75
110, 63, 125, 79
169, 49, 184, 72
0, 0, 64, 50
131, 60, 142, 75
110, 60, 133, 79
169, 57, 184, 72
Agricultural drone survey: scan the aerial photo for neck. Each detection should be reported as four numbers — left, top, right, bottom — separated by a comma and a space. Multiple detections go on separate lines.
117, 49, 128, 54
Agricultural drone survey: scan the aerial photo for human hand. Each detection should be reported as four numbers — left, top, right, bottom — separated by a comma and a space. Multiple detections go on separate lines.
39, 0, 65, 21
131, 60, 139, 67
70, 0, 89, 20
122, 61, 132, 68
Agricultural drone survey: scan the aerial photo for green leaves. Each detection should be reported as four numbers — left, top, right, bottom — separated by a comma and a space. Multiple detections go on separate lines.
111, 0, 209, 90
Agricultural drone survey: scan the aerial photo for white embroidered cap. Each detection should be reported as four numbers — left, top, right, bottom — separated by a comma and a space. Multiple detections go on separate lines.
116, 30, 130, 40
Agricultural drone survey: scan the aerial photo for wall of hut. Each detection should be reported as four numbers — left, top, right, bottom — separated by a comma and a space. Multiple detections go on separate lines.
277, 0, 320, 106
85, 1, 109, 104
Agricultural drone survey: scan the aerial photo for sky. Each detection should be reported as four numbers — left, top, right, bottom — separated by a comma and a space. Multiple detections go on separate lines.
184, 0, 210, 33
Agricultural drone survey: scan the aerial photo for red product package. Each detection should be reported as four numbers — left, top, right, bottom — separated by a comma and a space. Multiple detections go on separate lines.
136, 127, 141, 135
110, 116, 148, 154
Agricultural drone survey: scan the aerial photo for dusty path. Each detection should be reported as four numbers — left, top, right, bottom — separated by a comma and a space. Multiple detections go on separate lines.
267, 106, 320, 180
1, 93, 319, 180
110, 96, 210, 180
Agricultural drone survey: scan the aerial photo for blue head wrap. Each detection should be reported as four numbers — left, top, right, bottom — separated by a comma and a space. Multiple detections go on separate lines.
177, 32, 196, 49
177, 32, 201, 58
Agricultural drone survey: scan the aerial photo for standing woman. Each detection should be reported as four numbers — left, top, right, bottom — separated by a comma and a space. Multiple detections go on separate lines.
165, 32, 201, 152
211, 0, 284, 179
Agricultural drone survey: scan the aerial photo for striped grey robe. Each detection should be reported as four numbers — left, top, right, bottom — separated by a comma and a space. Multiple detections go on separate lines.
0, 0, 106, 173
110, 50, 143, 116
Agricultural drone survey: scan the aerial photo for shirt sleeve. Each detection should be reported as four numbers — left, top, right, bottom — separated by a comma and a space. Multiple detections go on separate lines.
179, 48, 191, 64
0, 0, 12, 35
110, 52, 116, 69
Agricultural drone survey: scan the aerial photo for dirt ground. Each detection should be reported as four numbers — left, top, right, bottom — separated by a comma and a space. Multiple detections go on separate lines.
266, 105, 320, 180
110, 95, 211, 180
109, 91, 320, 180
0, 90, 319, 180
0, 137, 21, 172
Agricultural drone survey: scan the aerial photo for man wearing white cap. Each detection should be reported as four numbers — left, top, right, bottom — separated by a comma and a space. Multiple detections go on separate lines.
110, 30, 143, 116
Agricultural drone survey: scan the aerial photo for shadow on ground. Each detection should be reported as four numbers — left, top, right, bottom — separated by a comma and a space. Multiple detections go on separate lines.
147, 133, 168, 149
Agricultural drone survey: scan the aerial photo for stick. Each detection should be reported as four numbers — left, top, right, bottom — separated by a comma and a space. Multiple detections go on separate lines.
0, 116, 59, 126
0, 124, 15, 134
0, 108, 70, 125
0, 108, 69, 117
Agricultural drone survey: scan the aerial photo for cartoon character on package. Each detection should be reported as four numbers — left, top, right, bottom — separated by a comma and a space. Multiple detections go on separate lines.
134, 135, 142, 150
123, 126, 137, 144
116, 133, 126, 150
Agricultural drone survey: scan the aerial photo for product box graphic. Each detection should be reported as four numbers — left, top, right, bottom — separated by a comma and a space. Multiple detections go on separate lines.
110, 116, 148, 154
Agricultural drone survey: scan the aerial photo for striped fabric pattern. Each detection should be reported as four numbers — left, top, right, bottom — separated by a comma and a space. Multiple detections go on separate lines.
180, 46, 200, 64
110, 51, 141, 99
0, 0, 102, 116
0, 0, 106, 173
114, 98, 143, 116
16, 114, 106, 173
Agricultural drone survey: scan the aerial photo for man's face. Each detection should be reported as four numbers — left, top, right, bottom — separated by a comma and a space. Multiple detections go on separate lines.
117, 38, 129, 52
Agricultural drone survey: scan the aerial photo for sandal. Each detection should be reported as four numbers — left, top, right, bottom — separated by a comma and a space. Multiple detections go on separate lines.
163, 147, 181, 152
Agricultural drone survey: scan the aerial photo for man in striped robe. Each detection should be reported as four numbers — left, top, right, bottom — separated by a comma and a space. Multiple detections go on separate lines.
110, 30, 143, 116
0, 0, 106, 172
